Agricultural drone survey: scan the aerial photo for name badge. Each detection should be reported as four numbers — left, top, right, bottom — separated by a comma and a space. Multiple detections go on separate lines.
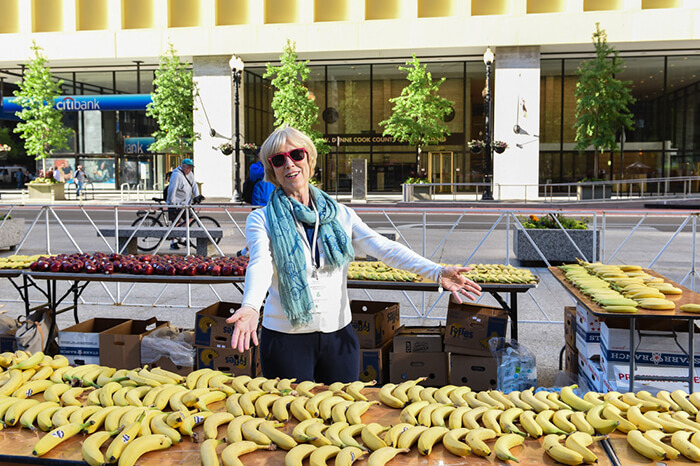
309, 272, 331, 314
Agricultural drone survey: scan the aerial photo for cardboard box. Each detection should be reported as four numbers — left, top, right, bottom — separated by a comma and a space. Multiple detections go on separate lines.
603, 362, 700, 393
577, 351, 605, 392
194, 302, 240, 347
100, 318, 169, 369
564, 306, 577, 349
575, 331, 600, 359
58, 318, 133, 366
196, 345, 256, 376
449, 353, 497, 390
601, 319, 700, 358
0, 334, 16, 353
350, 300, 400, 348
359, 339, 392, 384
576, 304, 601, 334
393, 326, 444, 353
444, 299, 508, 357
389, 351, 449, 387
565, 344, 578, 375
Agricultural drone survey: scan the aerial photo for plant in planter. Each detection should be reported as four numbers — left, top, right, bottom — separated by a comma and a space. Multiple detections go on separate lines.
404, 177, 429, 184
217, 142, 235, 156
379, 55, 453, 173
468, 139, 486, 154
242, 142, 258, 156
492, 140, 509, 154
515, 213, 597, 263
13, 42, 72, 176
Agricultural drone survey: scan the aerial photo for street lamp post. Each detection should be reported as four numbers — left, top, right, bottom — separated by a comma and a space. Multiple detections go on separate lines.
229, 55, 244, 202
482, 47, 495, 201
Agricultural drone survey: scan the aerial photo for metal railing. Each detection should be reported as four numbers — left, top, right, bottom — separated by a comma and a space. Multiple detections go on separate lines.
0, 203, 697, 325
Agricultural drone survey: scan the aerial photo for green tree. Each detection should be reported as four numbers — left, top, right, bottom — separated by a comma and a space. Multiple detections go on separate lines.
265, 39, 328, 156
574, 23, 635, 179
379, 55, 453, 176
13, 42, 72, 174
146, 43, 198, 156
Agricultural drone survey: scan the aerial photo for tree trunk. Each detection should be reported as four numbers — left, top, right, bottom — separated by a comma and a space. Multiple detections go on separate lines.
593, 149, 600, 179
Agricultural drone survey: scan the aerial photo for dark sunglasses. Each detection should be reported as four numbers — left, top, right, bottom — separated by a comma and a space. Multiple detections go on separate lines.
268, 148, 307, 168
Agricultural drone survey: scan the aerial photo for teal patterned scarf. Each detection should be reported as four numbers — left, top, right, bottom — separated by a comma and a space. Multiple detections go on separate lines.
266, 185, 355, 327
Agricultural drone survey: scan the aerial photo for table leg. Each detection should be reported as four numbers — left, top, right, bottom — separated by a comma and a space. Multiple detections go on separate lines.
629, 317, 636, 392
689, 319, 695, 392
196, 238, 209, 257
510, 291, 518, 341
46, 279, 58, 353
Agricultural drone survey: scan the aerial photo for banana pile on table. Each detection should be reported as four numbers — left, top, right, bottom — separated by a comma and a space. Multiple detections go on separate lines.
0, 254, 46, 269
460, 263, 537, 284
560, 262, 693, 313
347, 261, 418, 282
3, 350, 700, 464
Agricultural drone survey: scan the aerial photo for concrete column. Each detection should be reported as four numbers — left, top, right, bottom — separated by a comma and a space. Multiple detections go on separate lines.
108, 0, 122, 30
492, 46, 540, 200
193, 56, 239, 200
63, 0, 77, 31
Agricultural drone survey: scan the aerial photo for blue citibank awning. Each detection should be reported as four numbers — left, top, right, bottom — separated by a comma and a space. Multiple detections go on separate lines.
0, 94, 152, 120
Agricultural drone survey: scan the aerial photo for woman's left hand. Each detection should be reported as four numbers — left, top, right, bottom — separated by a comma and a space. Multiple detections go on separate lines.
440, 266, 481, 303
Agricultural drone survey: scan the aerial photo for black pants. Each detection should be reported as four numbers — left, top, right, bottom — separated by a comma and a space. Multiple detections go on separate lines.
259, 324, 360, 384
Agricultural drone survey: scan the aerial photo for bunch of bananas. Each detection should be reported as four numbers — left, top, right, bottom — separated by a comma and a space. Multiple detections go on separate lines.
459, 263, 537, 284
0, 254, 46, 269
561, 262, 684, 313
7, 349, 700, 464
347, 261, 418, 282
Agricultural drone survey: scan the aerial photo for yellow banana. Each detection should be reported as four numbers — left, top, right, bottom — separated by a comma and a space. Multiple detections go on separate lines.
150, 412, 182, 444
194, 389, 227, 411
185, 368, 213, 389
227, 414, 254, 443
285, 444, 317, 466
84, 405, 121, 434
152, 384, 187, 411
346, 400, 378, 425
322, 421, 349, 448
33, 421, 92, 456
0, 370, 24, 396
672, 411, 700, 431
536, 410, 568, 435
494, 433, 525, 463
543, 433, 585, 465
627, 404, 663, 431
43, 382, 71, 403
242, 417, 275, 446
68, 405, 102, 425
254, 393, 282, 419
377, 383, 404, 409
338, 423, 366, 450
462, 405, 489, 429
602, 404, 636, 433
35, 405, 62, 432
520, 388, 549, 412
318, 395, 346, 422
307, 421, 332, 447
124, 385, 151, 407
628, 429, 667, 461
398, 400, 429, 425
565, 431, 602, 464
309, 444, 341, 465
345, 380, 374, 401
4, 398, 40, 426
465, 427, 497, 456
391, 377, 425, 404
442, 427, 471, 456
270, 394, 297, 423
105, 416, 144, 463
644, 430, 679, 460
8, 351, 44, 371
671, 389, 698, 414
335, 445, 367, 466
295, 380, 323, 398
230, 374, 252, 393
116, 433, 172, 466
19, 401, 60, 431
447, 405, 471, 430
259, 419, 298, 450
60, 386, 85, 406
225, 393, 245, 417
331, 400, 354, 424
416, 425, 449, 455
361, 422, 388, 451
366, 446, 409, 466
481, 408, 503, 434
560, 385, 594, 412
239, 389, 265, 416
672, 430, 700, 461
519, 410, 544, 438
645, 410, 686, 432
290, 395, 313, 422
200, 438, 225, 466
180, 410, 213, 440
202, 411, 234, 440
572, 409, 598, 435
82, 430, 117, 466
396, 425, 428, 449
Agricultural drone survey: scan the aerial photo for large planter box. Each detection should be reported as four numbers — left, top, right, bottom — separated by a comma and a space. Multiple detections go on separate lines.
0, 218, 25, 250
577, 184, 612, 200
28, 183, 65, 201
402, 184, 432, 202
514, 228, 600, 264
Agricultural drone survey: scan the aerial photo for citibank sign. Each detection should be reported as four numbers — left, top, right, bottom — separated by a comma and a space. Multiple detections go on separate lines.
56, 97, 101, 111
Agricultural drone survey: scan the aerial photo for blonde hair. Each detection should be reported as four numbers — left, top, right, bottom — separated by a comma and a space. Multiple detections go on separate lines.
259, 126, 317, 187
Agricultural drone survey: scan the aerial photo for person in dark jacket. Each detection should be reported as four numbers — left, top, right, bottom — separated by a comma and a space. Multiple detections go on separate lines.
249, 160, 275, 207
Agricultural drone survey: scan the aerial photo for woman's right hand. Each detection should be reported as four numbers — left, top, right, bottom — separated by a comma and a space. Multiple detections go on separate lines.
226, 306, 260, 352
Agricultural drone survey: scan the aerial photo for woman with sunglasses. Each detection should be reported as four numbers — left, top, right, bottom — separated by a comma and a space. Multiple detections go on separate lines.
227, 126, 481, 383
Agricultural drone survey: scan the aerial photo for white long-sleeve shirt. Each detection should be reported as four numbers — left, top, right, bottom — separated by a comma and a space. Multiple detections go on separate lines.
241, 203, 441, 334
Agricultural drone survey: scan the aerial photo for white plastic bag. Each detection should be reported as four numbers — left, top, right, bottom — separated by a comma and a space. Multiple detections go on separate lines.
141, 326, 195, 367
489, 337, 537, 392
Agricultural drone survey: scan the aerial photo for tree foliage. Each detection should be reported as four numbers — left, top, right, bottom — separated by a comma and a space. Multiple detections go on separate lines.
264, 39, 328, 155
13, 42, 72, 168
146, 43, 198, 155
379, 55, 453, 150
574, 23, 635, 176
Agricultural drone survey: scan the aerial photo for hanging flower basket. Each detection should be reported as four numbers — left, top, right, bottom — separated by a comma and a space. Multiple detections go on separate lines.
218, 142, 234, 155
242, 142, 258, 156
492, 141, 508, 154
468, 139, 485, 154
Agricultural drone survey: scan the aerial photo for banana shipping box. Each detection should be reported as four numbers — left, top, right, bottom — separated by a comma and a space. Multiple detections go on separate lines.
443, 300, 507, 357
194, 301, 246, 347
564, 306, 577, 349
350, 300, 400, 348
58, 317, 136, 366
575, 305, 600, 358
389, 351, 449, 387
392, 325, 444, 353
449, 353, 497, 390
196, 346, 256, 376
359, 338, 392, 384
577, 351, 605, 392
99, 318, 169, 369
603, 362, 700, 393
565, 344, 578, 375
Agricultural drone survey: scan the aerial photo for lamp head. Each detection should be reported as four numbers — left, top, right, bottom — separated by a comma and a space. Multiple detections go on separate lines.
483, 47, 494, 65
229, 55, 244, 72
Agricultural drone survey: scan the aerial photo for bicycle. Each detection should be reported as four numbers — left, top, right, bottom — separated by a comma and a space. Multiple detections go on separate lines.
131, 197, 221, 252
